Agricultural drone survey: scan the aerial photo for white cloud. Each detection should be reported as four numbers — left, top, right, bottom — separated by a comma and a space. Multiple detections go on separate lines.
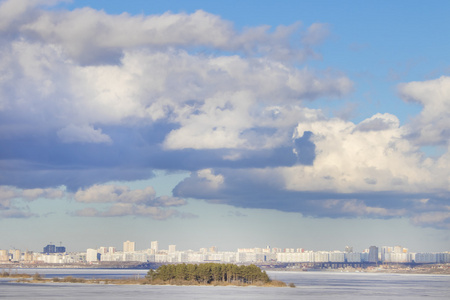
74, 185, 156, 204
322, 199, 407, 218
197, 169, 225, 189
283, 113, 448, 194
0, 0, 61, 31
0, 186, 16, 201
0, 0, 352, 149
411, 211, 450, 230
158, 55, 351, 150
57, 124, 112, 144
9, 7, 233, 63
0, 185, 64, 201
75, 185, 127, 203
0, 37, 351, 147
0, 185, 64, 218
301, 23, 330, 46
2, 1, 448, 231
398, 76, 450, 146
355, 113, 400, 132
21, 187, 64, 200
172, 75, 450, 229
0, 2, 327, 65
75, 204, 178, 220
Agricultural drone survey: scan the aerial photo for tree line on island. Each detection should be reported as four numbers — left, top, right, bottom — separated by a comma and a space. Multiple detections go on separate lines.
146, 263, 289, 286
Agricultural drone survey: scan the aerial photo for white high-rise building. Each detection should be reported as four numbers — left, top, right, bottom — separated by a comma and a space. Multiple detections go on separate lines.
314, 251, 329, 262
168, 245, 176, 253
0, 250, 8, 262
151, 241, 159, 252
86, 249, 98, 262
12, 249, 21, 262
329, 251, 345, 262
393, 246, 403, 253
123, 241, 135, 253
345, 252, 361, 262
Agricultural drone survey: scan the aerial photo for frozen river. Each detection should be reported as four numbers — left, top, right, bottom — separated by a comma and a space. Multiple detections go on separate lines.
1, 269, 449, 299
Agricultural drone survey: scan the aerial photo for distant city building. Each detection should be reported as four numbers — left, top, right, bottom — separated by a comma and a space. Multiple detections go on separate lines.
393, 245, 403, 253
56, 246, 66, 253
43, 244, 66, 254
23, 251, 33, 262
43, 244, 56, 254
0, 250, 8, 262
123, 240, 135, 253
380, 246, 392, 261
168, 245, 176, 254
86, 248, 98, 262
329, 251, 345, 262
11, 249, 21, 262
345, 252, 361, 262
413, 253, 437, 263
151, 241, 159, 252
314, 251, 329, 262
368, 246, 379, 263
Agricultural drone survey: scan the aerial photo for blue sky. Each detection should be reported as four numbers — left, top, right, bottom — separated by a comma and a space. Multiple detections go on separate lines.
1, 0, 449, 253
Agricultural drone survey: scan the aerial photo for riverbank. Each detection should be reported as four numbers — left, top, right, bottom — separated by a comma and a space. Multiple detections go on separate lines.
3, 261, 449, 275
0, 261, 151, 269
18, 276, 289, 287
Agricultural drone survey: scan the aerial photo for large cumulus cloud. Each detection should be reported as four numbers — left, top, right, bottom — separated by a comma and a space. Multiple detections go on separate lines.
0, 0, 351, 194
1, 0, 449, 229
174, 110, 450, 229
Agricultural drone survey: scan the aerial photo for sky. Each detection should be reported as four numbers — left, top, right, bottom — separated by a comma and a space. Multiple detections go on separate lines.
1, 0, 450, 253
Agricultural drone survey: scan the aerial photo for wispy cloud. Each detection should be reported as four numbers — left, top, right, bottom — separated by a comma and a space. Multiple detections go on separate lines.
73, 184, 187, 220
0, 185, 64, 218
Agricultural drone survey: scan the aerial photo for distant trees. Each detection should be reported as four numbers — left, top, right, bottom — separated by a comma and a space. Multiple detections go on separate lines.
146, 263, 271, 285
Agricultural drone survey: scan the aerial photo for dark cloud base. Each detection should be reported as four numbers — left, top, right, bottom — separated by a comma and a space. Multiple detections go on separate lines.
173, 169, 450, 229
0, 123, 309, 191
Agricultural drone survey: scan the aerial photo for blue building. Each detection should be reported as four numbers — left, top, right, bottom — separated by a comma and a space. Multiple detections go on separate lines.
43, 244, 66, 254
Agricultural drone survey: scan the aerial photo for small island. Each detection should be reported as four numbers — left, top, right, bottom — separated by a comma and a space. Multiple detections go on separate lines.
3, 264, 292, 287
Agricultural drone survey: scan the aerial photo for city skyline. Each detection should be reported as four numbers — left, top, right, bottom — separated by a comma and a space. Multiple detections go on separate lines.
2, 240, 448, 266
1, 0, 450, 253
3, 238, 449, 256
